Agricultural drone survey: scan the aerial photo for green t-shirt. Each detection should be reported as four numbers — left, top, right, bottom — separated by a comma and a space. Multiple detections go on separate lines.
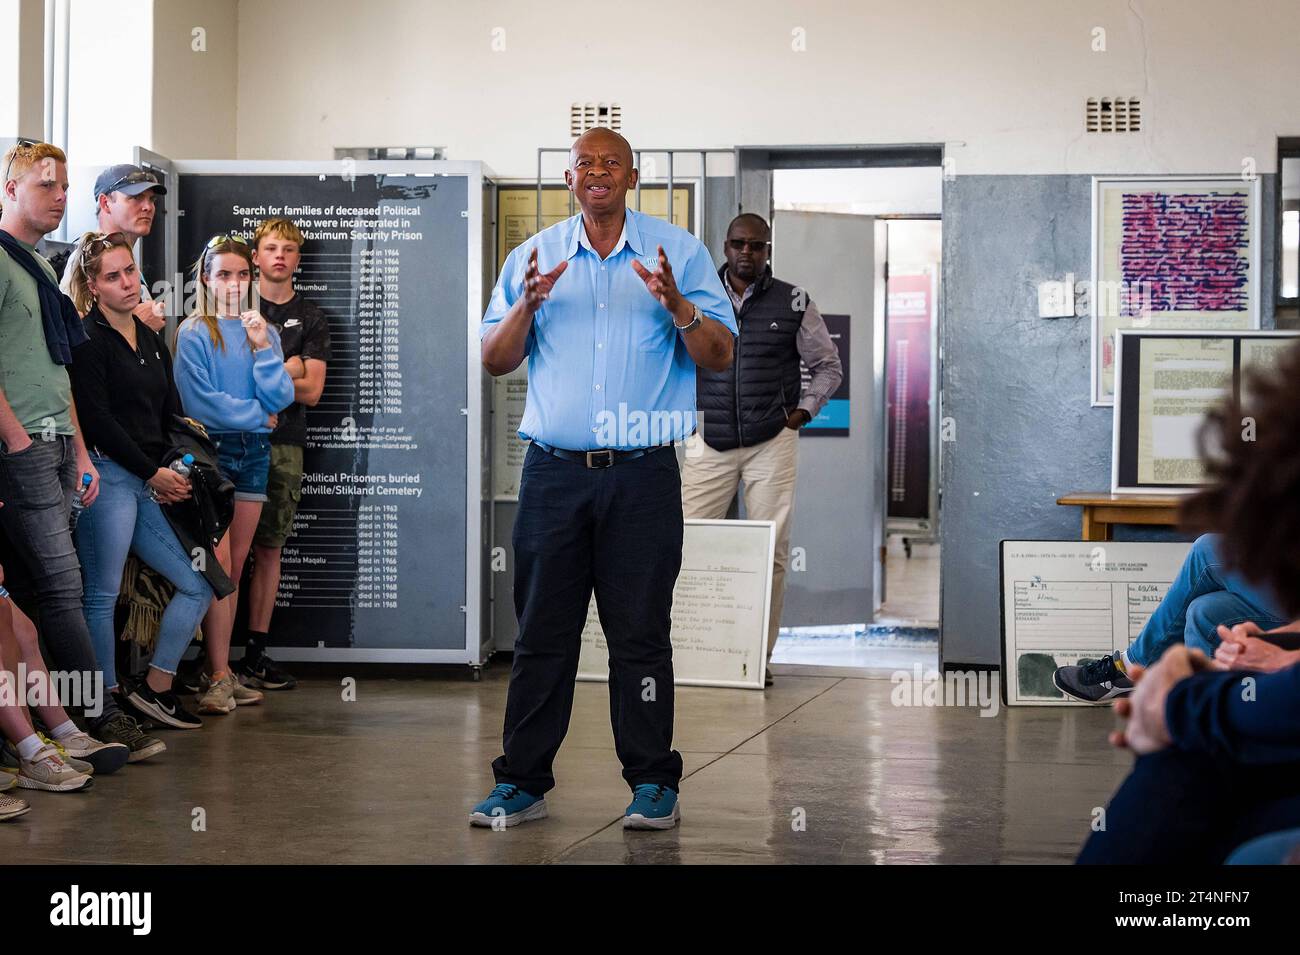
0, 235, 73, 436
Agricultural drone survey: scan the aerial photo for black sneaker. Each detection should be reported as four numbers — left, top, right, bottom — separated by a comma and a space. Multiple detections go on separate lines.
238, 652, 297, 690
93, 712, 167, 762
175, 665, 209, 696
127, 681, 203, 730
112, 682, 157, 731
1053, 653, 1135, 704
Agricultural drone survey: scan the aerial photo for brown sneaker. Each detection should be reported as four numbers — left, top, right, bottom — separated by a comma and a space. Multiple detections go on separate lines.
231, 677, 264, 706
198, 674, 237, 714
94, 712, 167, 763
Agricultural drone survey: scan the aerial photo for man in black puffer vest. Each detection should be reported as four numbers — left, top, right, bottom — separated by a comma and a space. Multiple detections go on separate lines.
683, 214, 842, 686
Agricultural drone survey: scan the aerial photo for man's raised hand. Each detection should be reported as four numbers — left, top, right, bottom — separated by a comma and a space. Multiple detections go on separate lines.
523, 247, 567, 313
631, 244, 685, 317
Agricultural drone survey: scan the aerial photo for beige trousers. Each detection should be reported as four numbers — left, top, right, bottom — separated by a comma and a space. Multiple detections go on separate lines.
680, 426, 799, 659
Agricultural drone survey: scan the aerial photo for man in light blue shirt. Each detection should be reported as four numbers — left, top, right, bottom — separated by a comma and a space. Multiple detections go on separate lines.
472, 128, 735, 831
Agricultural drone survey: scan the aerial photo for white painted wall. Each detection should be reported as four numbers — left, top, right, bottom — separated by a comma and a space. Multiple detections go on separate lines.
0, 0, 20, 136
230, 0, 1300, 177
151, 0, 238, 159
774, 168, 942, 216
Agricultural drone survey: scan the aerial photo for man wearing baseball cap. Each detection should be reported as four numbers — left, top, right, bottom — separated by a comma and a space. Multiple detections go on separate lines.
52, 164, 168, 333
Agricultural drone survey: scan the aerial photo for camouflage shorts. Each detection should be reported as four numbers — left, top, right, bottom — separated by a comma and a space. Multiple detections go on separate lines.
253, 444, 304, 548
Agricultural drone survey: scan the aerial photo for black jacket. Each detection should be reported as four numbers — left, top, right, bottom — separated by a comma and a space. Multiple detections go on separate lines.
69, 307, 182, 481
696, 265, 806, 451
158, 415, 236, 600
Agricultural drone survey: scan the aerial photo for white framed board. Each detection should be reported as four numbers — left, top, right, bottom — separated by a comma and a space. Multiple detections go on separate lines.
1000, 540, 1192, 706
1111, 329, 1299, 493
577, 519, 775, 689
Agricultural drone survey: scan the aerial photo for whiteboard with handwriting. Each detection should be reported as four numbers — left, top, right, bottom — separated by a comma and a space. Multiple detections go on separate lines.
577, 519, 775, 689
1000, 540, 1192, 706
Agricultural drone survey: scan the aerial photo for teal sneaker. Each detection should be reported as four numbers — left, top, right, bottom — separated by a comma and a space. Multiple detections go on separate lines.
469, 783, 548, 828
623, 783, 680, 830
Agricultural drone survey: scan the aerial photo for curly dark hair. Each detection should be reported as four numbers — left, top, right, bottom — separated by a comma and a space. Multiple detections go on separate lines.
1181, 340, 1300, 617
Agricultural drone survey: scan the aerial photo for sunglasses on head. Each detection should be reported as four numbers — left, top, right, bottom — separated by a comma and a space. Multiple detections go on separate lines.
3, 139, 40, 184
107, 171, 158, 192
84, 231, 129, 256
727, 238, 770, 253
206, 234, 249, 249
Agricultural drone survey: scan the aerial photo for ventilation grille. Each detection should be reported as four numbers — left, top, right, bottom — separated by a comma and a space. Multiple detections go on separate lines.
570, 102, 622, 137
1086, 97, 1141, 133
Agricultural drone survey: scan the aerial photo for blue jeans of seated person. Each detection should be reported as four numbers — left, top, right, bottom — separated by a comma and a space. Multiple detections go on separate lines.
75, 455, 213, 688
1127, 534, 1290, 667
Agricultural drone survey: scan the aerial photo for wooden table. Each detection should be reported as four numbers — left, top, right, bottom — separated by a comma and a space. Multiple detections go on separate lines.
1056, 491, 1186, 541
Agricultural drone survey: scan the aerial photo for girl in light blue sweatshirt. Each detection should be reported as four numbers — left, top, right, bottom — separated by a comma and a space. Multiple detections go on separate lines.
173, 235, 294, 716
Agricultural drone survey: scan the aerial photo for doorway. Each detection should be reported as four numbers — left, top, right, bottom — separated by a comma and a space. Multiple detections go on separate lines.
735, 150, 943, 671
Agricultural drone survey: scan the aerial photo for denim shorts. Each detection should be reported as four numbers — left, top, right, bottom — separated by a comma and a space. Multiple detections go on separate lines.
209, 432, 272, 502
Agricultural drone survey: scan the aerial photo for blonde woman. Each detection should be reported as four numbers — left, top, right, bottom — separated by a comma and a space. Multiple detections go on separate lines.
63, 231, 212, 731
173, 236, 293, 714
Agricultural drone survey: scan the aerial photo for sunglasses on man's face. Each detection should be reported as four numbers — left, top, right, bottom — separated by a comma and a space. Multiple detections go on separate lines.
727, 238, 770, 253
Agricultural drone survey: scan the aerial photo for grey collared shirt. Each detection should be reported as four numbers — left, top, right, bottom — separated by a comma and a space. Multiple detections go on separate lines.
723, 269, 844, 418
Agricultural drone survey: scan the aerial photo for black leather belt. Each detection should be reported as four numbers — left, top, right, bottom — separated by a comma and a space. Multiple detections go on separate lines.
531, 440, 673, 469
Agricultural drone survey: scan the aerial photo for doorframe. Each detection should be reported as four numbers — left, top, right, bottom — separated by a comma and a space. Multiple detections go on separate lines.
735, 144, 945, 624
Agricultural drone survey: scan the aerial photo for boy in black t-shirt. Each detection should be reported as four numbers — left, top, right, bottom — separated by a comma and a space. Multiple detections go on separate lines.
241, 218, 331, 689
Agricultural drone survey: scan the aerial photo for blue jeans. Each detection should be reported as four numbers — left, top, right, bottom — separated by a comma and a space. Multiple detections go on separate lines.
75, 455, 212, 687
1127, 534, 1290, 666
0, 434, 118, 722
1227, 827, 1300, 864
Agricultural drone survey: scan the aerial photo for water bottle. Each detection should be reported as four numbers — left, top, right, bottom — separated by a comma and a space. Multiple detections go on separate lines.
69, 472, 92, 529
150, 453, 195, 502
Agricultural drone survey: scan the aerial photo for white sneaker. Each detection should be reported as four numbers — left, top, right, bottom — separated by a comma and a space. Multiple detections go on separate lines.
17, 744, 93, 792
42, 731, 128, 775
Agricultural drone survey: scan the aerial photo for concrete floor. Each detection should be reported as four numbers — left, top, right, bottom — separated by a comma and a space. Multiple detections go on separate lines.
3, 663, 1133, 864
879, 536, 940, 626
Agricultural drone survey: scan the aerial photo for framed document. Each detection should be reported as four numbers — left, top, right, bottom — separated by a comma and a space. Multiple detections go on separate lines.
1091, 175, 1261, 406
1111, 329, 1299, 493
1001, 540, 1192, 706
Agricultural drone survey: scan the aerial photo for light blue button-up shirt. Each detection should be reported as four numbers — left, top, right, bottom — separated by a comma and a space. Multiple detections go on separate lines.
482, 208, 736, 451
